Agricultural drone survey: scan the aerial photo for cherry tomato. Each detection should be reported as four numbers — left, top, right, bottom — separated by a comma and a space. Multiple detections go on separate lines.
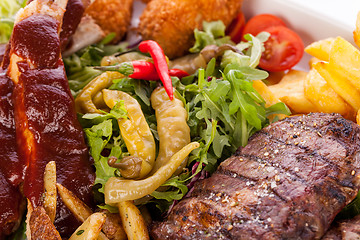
259, 25, 304, 72
242, 14, 286, 40
226, 12, 246, 43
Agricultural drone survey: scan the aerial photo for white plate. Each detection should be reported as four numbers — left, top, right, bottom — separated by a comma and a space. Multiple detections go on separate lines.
242, 0, 359, 70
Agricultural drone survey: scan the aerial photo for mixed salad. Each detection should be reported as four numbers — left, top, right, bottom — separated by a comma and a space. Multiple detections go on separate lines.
65, 20, 290, 214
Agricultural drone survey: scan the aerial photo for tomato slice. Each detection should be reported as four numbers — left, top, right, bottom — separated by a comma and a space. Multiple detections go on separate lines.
242, 14, 286, 39
226, 12, 246, 43
259, 25, 304, 72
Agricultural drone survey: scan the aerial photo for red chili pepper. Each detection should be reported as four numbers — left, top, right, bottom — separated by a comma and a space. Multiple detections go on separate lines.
138, 40, 174, 100
129, 61, 159, 80
95, 62, 189, 81
94, 61, 159, 81
169, 69, 190, 79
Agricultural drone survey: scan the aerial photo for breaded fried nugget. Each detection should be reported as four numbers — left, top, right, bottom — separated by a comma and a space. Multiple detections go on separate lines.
85, 0, 133, 42
138, 0, 243, 59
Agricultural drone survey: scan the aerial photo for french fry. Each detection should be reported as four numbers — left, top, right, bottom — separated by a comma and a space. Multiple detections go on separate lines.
268, 70, 318, 114
308, 57, 322, 68
304, 37, 335, 61
44, 161, 57, 222
69, 213, 106, 240
118, 201, 150, 240
57, 183, 123, 240
314, 61, 360, 112
25, 200, 33, 240
328, 36, 360, 92
252, 80, 287, 120
357, 109, 360, 126
56, 183, 92, 222
304, 68, 354, 119
354, 11, 360, 48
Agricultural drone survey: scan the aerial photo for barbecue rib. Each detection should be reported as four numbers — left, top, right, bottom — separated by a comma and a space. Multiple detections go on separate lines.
0, 45, 24, 239
151, 113, 360, 239
6, 0, 95, 237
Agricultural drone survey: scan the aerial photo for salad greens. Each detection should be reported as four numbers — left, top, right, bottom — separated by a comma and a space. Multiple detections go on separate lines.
66, 22, 290, 213
0, 0, 26, 43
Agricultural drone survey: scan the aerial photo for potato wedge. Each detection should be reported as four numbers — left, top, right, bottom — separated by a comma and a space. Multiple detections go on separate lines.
252, 80, 287, 120
29, 206, 61, 240
304, 37, 335, 61
118, 201, 149, 240
314, 61, 360, 112
304, 68, 354, 118
354, 11, 360, 48
69, 213, 106, 240
328, 36, 360, 92
268, 70, 318, 114
44, 161, 57, 223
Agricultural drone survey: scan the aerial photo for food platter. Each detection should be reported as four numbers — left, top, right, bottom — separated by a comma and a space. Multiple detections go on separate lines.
2, 0, 360, 239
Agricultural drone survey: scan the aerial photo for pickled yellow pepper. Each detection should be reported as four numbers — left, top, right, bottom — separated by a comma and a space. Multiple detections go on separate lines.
105, 142, 199, 203
102, 89, 156, 179
75, 71, 123, 113
150, 87, 191, 175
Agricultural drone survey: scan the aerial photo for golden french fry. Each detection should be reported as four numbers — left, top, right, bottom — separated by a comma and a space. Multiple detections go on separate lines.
57, 183, 92, 222
328, 36, 360, 92
268, 70, 318, 114
56, 184, 124, 240
304, 37, 335, 61
308, 57, 322, 68
304, 68, 354, 118
118, 201, 149, 240
44, 161, 57, 223
25, 199, 33, 240
29, 206, 61, 240
354, 11, 360, 48
69, 213, 106, 240
314, 61, 360, 112
252, 80, 287, 120
357, 109, 360, 125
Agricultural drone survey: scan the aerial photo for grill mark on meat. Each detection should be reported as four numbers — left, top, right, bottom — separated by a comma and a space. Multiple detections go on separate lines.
251, 129, 359, 192
217, 153, 350, 237
258, 130, 346, 173
151, 113, 360, 239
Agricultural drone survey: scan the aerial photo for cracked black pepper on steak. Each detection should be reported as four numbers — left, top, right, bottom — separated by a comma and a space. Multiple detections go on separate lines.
151, 113, 360, 240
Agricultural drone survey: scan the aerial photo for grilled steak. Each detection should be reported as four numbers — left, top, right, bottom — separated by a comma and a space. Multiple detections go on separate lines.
322, 215, 360, 239
151, 113, 360, 240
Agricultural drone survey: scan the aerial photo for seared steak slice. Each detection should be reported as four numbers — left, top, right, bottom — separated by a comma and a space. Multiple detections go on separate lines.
151, 113, 360, 240
322, 215, 360, 240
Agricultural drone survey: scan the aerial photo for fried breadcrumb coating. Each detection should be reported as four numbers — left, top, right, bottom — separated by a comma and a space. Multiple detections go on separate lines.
85, 0, 133, 42
138, 0, 243, 59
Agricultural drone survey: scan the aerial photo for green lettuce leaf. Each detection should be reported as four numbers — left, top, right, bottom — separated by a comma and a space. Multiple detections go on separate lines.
190, 20, 233, 53
0, 0, 25, 43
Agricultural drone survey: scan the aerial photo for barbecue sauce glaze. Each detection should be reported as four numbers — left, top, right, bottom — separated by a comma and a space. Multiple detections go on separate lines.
11, 13, 95, 236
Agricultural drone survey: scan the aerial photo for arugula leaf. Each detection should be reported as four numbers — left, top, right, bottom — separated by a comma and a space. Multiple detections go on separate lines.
151, 176, 188, 201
